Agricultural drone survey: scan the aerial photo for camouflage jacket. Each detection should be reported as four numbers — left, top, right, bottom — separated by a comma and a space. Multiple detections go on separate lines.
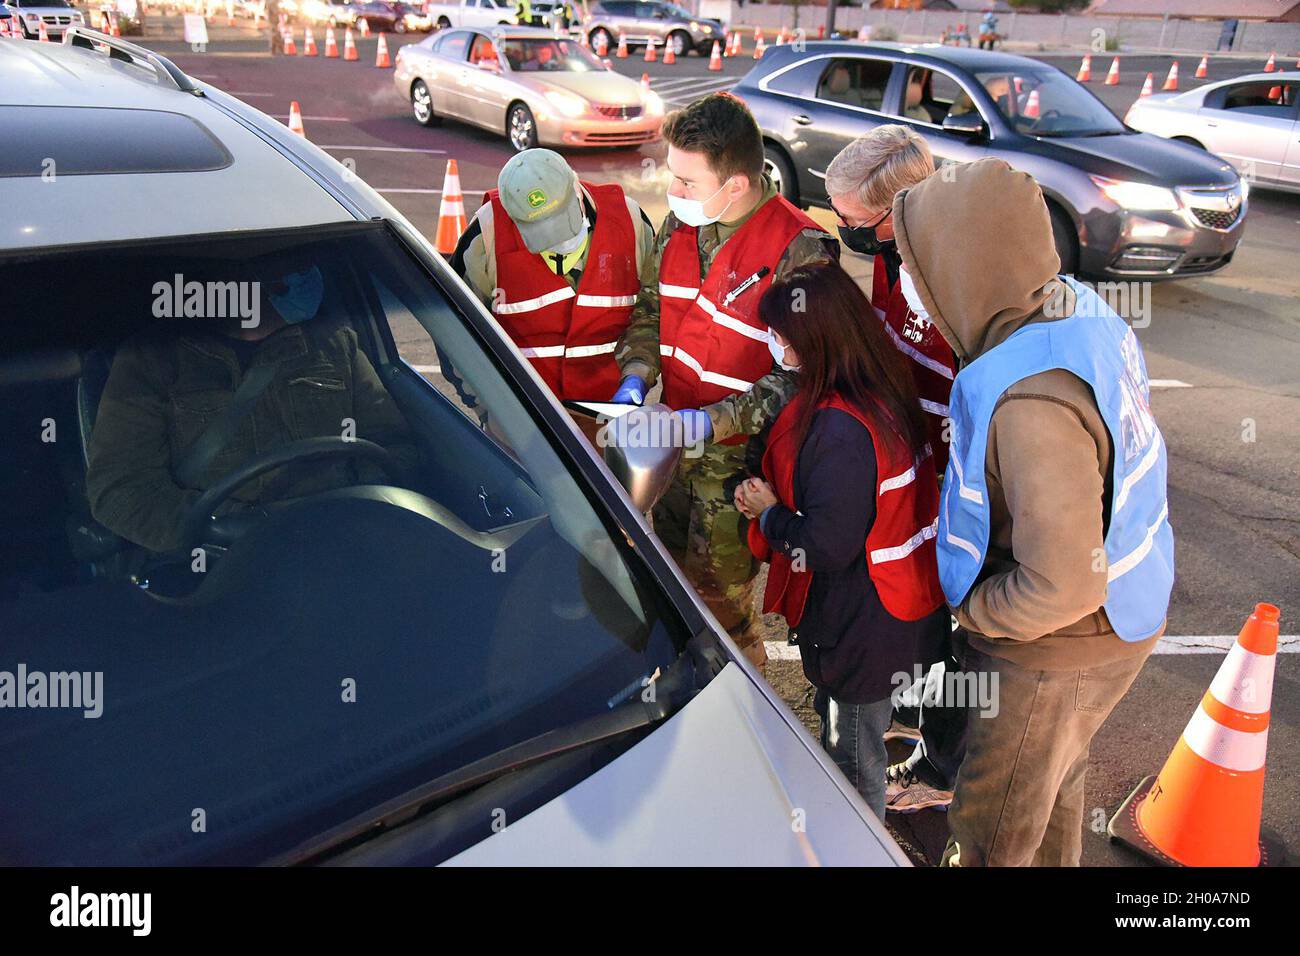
615, 176, 838, 442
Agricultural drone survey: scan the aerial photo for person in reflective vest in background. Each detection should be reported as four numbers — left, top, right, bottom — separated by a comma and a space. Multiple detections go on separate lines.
736, 262, 949, 819
613, 93, 838, 670
824, 125, 963, 815
893, 158, 1173, 867
451, 148, 655, 403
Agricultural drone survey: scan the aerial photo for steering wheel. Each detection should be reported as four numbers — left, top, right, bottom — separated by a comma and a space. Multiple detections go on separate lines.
181, 437, 404, 550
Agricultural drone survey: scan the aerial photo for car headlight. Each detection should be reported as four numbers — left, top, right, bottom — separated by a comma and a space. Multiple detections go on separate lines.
644, 91, 664, 116
1089, 175, 1180, 211
544, 90, 587, 118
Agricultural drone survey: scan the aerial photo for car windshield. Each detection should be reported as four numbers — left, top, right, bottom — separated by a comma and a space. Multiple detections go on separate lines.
660, 3, 691, 16
975, 68, 1127, 136
501, 38, 605, 73
0, 221, 686, 865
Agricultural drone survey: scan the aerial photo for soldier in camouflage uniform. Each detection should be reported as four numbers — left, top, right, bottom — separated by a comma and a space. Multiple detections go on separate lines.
613, 94, 837, 669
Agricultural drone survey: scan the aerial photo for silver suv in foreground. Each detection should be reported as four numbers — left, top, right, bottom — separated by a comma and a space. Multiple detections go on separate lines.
0, 27, 904, 867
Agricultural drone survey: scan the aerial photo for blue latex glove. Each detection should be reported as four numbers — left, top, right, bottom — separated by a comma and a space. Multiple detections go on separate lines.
611, 374, 646, 406
676, 408, 713, 446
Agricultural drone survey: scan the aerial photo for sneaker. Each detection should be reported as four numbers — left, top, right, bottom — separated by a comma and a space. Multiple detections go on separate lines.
884, 716, 922, 743
885, 762, 953, 813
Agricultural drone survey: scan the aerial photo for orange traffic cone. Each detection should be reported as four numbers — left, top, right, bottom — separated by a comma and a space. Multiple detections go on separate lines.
324, 26, 339, 57
754, 33, 766, 59
283, 28, 297, 55
753, 27, 761, 42
37, 19, 49, 41
594, 31, 607, 56
1105, 55, 1120, 85
343, 27, 358, 61
1268, 84, 1282, 100
304, 27, 318, 56
643, 37, 656, 62
1163, 60, 1179, 91
434, 159, 468, 257
1263, 51, 1276, 72
357, 17, 370, 37
287, 100, 305, 137
1109, 604, 1286, 867
1139, 73, 1154, 97
109, 11, 121, 36
640, 72, 649, 92
708, 39, 722, 71
615, 32, 627, 58
1194, 54, 1208, 78
375, 32, 391, 68
776, 26, 786, 45
1024, 88, 1040, 118
662, 41, 675, 65
1077, 54, 1091, 82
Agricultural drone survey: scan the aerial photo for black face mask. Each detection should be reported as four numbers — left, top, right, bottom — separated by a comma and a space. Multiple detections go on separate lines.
838, 222, 893, 256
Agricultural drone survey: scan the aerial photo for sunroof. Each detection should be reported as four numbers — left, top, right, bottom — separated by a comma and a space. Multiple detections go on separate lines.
0, 105, 233, 178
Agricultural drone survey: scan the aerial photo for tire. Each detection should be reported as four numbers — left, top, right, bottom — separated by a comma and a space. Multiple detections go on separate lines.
1048, 202, 1079, 277
590, 26, 611, 51
507, 102, 539, 152
393, 19, 406, 34
763, 142, 799, 205
411, 79, 440, 127
437, 15, 450, 30
328, 15, 338, 28
667, 30, 690, 57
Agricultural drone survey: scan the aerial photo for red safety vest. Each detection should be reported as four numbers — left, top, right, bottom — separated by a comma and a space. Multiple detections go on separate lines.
871, 255, 956, 474
488, 181, 638, 401
657, 195, 822, 442
747, 392, 944, 626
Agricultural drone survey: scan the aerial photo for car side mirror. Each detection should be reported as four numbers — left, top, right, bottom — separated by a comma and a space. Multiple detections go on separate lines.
601, 404, 683, 514
942, 111, 986, 136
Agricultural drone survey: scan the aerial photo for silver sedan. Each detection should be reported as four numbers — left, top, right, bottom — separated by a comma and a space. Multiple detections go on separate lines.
395, 25, 665, 151
1125, 71, 1300, 193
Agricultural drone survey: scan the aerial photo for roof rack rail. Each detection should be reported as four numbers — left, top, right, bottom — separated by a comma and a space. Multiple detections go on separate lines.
61, 25, 203, 96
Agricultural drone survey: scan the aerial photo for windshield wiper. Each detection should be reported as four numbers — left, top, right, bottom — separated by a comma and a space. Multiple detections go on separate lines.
270, 639, 713, 865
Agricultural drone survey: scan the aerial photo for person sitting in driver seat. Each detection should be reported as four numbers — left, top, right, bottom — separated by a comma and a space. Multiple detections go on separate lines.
86, 261, 418, 553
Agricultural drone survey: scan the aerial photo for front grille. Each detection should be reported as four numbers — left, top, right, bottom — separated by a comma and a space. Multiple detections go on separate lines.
583, 130, 657, 143
590, 104, 643, 119
1190, 205, 1242, 230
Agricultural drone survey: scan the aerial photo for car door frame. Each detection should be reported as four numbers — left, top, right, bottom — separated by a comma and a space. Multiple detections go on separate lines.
881, 58, 994, 172
757, 52, 905, 206
427, 29, 477, 119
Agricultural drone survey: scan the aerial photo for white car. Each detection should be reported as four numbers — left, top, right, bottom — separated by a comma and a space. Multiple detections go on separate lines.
425, 0, 516, 31
0, 26, 906, 867
1125, 71, 1300, 193
3, 0, 83, 38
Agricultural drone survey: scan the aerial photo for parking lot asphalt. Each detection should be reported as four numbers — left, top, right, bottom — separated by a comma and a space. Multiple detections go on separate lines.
143, 19, 1300, 865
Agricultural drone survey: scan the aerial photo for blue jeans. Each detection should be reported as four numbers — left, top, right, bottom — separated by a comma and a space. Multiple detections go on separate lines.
814, 691, 895, 820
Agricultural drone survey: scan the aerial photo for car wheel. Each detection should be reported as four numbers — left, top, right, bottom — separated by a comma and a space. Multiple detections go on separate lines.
590, 27, 611, 51
392, 19, 406, 34
668, 30, 690, 56
437, 15, 450, 30
507, 102, 539, 152
411, 80, 440, 127
1048, 202, 1079, 277
1173, 135, 1206, 150
763, 143, 799, 205
328, 15, 337, 27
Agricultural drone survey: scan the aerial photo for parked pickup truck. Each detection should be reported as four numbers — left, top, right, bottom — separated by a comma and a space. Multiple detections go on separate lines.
425, 0, 518, 30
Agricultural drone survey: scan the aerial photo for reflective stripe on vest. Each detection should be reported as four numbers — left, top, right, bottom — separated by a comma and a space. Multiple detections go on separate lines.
660, 344, 755, 393
937, 276, 1173, 642
495, 286, 576, 315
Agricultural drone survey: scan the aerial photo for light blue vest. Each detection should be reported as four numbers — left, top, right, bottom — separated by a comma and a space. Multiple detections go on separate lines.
938, 277, 1173, 642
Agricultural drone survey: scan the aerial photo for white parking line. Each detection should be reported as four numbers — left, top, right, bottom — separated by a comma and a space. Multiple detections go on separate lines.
272, 115, 354, 122
650, 76, 718, 92
375, 188, 447, 194
318, 145, 447, 154
1150, 379, 1194, 389
227, 91, 274, 97
764, 635, 1298, 660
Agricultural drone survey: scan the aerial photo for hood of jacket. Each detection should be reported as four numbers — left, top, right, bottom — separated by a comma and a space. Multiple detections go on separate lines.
891, 158, 1072, 365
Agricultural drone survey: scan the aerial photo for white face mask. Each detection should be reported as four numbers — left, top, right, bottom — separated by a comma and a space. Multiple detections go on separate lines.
897, 264, 932, 326
667, 177, 734, 228
547, 216, 589, 256
767, 328, 800, 372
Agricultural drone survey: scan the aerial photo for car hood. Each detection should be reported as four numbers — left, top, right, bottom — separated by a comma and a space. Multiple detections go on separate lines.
1030, 129, 1238, 187
444, 663, 908, 866
527, 71, 642, 106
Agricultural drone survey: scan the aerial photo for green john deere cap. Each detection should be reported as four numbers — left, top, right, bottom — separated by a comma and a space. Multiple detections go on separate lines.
497, 148, 583, 254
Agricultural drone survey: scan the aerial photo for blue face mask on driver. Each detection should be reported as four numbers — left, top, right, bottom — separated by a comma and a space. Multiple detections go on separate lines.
269, 265, 325, 325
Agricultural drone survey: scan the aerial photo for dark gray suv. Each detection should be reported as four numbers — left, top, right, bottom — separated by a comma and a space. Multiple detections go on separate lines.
585, 1, 724, 58
737, 42, 1248, 279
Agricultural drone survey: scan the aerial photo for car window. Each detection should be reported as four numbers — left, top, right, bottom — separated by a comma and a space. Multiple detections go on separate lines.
468, 33, 497, 65
1206, 81, 1298, 118
434, 29, 472, 60
0, 221, 686, 864
635, 2, 657, 17
975, 67, 1126, 136
501, 37, 604, 72
816, 57, 892, 112
764, 58, 831, 97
